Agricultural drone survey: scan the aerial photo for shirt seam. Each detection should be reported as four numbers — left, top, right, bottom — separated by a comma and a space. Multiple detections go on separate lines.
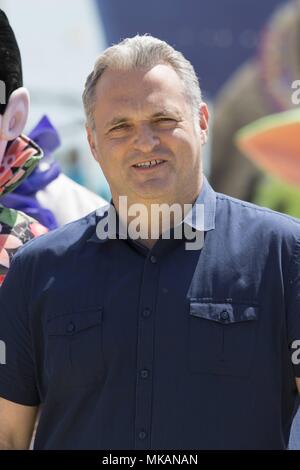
216, 194, 300, 225
287, 235, 300, 288
17, 252, 41, 404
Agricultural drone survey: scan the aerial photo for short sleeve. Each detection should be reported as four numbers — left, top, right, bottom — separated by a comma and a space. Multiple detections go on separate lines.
0, 252, 40, 405
287, 237, 300, 378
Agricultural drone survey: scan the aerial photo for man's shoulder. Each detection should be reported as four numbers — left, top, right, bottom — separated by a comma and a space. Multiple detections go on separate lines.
14, 209, 98, 261
215, 191, 300, 238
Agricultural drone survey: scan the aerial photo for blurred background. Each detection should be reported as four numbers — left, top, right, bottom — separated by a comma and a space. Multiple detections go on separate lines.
0, 0, 299, 449
1, 0, 299, 212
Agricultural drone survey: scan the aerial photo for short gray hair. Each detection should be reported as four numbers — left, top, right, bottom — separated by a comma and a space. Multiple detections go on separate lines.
82, 34, 202, 128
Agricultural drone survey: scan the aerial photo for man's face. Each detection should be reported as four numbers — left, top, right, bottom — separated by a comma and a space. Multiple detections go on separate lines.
87, 63, 208, 206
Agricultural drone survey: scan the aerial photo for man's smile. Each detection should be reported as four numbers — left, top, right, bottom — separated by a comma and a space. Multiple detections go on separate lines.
132, 159, 167, 171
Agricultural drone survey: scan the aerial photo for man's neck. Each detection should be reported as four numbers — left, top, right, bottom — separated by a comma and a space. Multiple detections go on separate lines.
112, 183, 202, 249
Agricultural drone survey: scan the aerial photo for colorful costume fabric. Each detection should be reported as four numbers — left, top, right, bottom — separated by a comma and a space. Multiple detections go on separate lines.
0, 135, 47, 286
1, 115, 61, 230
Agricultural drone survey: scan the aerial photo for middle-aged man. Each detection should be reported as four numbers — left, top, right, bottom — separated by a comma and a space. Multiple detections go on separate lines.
0, 35, 299, 450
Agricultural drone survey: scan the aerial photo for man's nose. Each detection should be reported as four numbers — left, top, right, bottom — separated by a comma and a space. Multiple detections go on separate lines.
133, 123, 160, 152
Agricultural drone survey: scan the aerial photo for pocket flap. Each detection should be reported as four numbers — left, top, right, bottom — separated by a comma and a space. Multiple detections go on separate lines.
47, 308, 103, 336
189, 301, 257, 324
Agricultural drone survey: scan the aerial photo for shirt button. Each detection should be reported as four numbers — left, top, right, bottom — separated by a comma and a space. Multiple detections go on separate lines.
142, 308, 151, 318
150, 255, 157, 264
138, 430, 147, 440
140, 369, 149, 379
67, 321, 76, 333
220, 310, 229, 322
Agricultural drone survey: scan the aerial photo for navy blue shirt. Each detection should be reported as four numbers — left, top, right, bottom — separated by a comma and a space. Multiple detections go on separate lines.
0, 177, 300, 449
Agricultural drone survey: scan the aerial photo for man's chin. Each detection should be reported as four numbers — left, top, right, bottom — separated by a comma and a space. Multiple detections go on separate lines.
131, 178, 174, 199
133, 188, 173, 204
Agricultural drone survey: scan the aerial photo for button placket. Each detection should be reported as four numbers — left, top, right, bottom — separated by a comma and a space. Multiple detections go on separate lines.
134, 254, 159, 449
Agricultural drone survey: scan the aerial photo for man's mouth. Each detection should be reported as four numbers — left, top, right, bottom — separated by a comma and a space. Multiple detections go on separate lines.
132, 159, 166, 169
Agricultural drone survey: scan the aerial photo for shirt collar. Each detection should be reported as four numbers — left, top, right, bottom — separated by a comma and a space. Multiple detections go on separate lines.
183, 175, 216, 232
88, 175, 216, 244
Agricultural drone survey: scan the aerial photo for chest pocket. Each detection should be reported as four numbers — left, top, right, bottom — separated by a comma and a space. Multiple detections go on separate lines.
46, 307, 104, 391
188, 301, 258, 378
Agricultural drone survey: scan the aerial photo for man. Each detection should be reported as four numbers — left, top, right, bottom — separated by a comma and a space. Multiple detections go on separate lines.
0, 35, 299, 450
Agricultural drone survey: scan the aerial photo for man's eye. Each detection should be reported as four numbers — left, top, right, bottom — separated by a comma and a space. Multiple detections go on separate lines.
110, 123, 130, 132
155, 118, 177, 124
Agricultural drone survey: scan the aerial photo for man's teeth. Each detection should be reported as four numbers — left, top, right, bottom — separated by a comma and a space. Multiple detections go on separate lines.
135, 160, 164, 168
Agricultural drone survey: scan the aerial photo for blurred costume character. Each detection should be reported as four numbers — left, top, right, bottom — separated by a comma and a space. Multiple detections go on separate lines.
236, 108, 300, 218
34, 171, 107, 227
1, 115, 106, 229
210, 1, 300, 201
0, 10, 48, 286
236, 108, 300, 188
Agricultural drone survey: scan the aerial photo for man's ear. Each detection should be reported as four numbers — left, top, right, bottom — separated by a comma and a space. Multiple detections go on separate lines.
199, 102, 209, 145
86, 125, 98, 161
0, 87, 29, 141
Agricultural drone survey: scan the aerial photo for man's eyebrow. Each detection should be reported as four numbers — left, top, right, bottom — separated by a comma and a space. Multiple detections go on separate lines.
105, 109, 182, 129
151, 110, 182, 119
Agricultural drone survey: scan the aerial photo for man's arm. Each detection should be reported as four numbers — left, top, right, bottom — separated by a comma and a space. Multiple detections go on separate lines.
296, 378, 300, 395
0, 397, 38, 449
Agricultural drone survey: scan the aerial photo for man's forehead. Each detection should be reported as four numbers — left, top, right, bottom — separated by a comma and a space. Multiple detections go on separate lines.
93, 64, 190, 128
96, 63, 184, 97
